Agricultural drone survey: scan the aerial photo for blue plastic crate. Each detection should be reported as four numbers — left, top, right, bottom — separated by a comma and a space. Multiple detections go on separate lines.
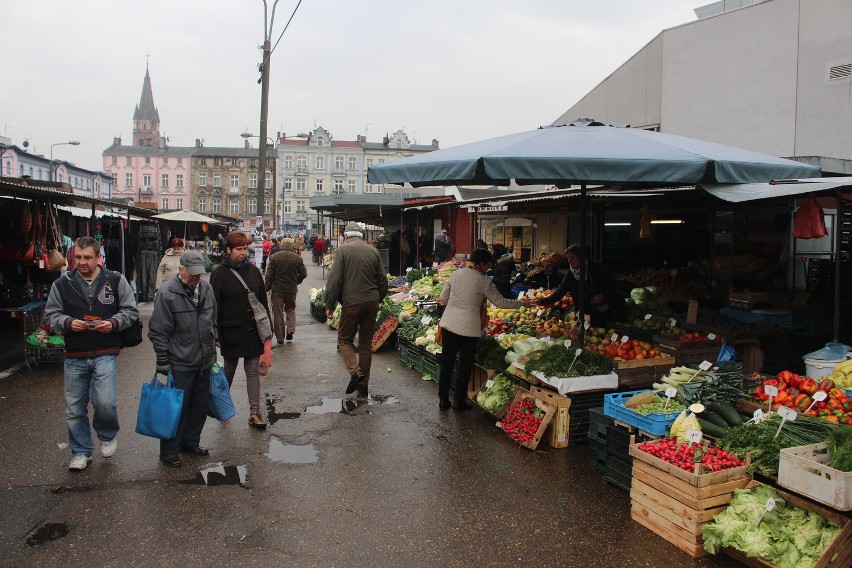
603, 390, 682, 436
845, 388, 852, 399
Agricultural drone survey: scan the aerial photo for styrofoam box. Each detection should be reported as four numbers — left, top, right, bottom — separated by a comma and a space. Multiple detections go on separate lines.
778, 443, 851, 511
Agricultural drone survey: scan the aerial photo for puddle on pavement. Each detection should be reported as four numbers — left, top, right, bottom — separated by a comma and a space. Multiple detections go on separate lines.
265, 397, 301, 425
265, 436, 319, 463
26, 522, 68, 546
305, 394, 399, 415
181, 462, 248, 488
368, 394, 399, 405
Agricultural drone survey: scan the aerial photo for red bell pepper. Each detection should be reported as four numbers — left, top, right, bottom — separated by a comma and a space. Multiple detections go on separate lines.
800, 378, 818, 396
819, 379, 836, 392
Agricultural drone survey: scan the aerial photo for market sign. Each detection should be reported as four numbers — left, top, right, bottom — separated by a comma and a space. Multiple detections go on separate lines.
469, 204, 508, 213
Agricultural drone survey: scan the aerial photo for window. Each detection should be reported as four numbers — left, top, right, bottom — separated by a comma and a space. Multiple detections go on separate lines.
249, 159, 257, 168
335, 156, 344, 170
367, 158, 373, 168
161, 197, 169, 209
297, 155, 306, 170
145, 157, 150, 164
315, 156, 325, 169
125, 173, 133, 187
249, 198, 257, 214
176, 198, 183, 210
199, 197, 206, 213
249, 173, 258, 189
229, 199, 239, 215
348, 180, 356, 193
334, 179, 343, 194
213, 174, 221, 187
143, 174, 151, 188
111, 156, 117, 165
213, 158, 221, 166
213, 197, 221, 213
317, 137, 324, 147
177, 157, 182, 165
199, 173, 207, 186
161, 174, 169, 188
265, 174, 271, 189
296, 179, 306, 194
283, 177, 292, 190
231, 174, 239, 189
366, 183, 373, 193
176, 174, 183, 188
264, 199, 271, 215
348, 157, 356, 170
198, 157, 207, 166
284, 201, 291, 213
296, 200, 305, 212
125, 156, 132, 166
162, 157, 168, 166
284, 156, 293, 169
316, 179, 324, 193
378, 159, 385, 164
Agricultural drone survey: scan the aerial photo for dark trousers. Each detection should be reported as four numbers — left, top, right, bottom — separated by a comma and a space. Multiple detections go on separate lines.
438, 328, 478, 404
337, 301, 380, 381
160, 368, 210, 457
136, 250, 158, 302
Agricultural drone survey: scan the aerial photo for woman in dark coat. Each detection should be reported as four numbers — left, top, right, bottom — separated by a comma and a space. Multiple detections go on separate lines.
491, 243, 516, 299
210, 232, 270, 428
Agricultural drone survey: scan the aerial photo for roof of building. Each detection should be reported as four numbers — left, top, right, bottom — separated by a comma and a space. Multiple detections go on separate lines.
360, 142, 437, 152
102, 144, 197, 156
132, 66, 160, 124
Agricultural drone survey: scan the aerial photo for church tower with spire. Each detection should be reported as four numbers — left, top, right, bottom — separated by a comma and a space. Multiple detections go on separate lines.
132, 65, 161, 147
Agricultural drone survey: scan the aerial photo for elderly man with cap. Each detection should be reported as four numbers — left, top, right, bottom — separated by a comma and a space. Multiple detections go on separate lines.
148, 250, 218, 468
265, 237, 307, 344
434, 229, 453, 263
325, 222, 389, 396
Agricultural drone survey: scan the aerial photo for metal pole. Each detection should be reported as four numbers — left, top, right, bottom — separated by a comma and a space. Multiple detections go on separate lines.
834, 190, 843, 342
256, 38, 272, 235
578, 184, 587, 342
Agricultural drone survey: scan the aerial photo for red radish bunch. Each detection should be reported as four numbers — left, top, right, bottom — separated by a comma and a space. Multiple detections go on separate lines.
637, 437, 745, 472
371, 317, 398, 349
502, 397, 545, 445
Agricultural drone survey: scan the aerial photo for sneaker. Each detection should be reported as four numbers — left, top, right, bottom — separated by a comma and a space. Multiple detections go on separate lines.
249, 411, 268, 429
286, 332, 294, 341
68, 454, 92, 471
100, 438, 118, 458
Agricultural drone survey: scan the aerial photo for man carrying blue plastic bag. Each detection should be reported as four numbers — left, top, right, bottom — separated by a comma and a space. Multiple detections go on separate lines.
148, 251, 217, 468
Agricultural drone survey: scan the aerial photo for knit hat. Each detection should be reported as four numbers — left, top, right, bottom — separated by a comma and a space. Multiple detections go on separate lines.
344, 222, 363, 238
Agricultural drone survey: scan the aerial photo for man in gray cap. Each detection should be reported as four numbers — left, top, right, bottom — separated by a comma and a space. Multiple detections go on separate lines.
148, 250, 218, 468
325, 222, 388, 396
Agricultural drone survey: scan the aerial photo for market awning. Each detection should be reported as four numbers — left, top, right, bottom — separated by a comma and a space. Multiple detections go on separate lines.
0, 177, 157, 218
702, 177, 852, 202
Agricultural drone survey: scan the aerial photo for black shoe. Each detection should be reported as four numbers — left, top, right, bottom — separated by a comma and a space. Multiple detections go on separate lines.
356, 385, 369, 398
181, 445, 210, 456
286, 332, 294, 341
453, 401, 472, 411
439, 399, 451, 411
346, 371, 365, 394
160, 454, 182, 467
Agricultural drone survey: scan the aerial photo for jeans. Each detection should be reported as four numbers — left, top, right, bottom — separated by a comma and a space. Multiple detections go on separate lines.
160, 368, 210, 457
224, 357, 261, 413
64, 355, 119, 456
337, 301, 380, 382
438, 328, 478, 404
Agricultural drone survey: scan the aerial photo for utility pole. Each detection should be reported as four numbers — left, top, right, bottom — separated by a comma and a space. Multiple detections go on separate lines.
256, 38, 271, 235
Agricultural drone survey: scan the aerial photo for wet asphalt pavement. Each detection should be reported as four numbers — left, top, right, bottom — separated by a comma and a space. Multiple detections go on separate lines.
0, 258, 740, 567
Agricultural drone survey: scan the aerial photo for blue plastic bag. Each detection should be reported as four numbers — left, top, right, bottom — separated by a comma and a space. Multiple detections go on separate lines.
716, 339, 737, 362
135, 373, 184, 440
803, 342, 851, 361
208, 362, 236, 421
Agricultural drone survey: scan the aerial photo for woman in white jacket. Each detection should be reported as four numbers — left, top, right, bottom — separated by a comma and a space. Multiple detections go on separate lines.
437, 249, 535, 410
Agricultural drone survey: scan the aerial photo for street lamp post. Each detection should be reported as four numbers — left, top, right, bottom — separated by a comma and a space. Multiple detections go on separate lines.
243, 131, 307, 234
50, 140, 81, 182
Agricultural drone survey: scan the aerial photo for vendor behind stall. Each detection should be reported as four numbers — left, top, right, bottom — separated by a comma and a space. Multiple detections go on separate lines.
491, 243, 516, 299
537, 244, 624, 327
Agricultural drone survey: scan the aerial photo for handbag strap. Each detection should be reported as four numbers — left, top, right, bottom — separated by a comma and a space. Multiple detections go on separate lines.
229, 268, 252, 292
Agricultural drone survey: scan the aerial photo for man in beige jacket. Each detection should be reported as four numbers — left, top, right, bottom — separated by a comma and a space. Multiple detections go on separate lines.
325, 223, 388, 397
265, 237, 307, 344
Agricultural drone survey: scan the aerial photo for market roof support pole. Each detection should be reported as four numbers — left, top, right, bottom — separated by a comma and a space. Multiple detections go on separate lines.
415, 210, 420, 269
834, 190, 843, 342
578, 183, 587, 342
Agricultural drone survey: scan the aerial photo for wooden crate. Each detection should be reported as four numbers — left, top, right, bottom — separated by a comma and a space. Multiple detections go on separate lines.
531, 386, 572, 449
654, 335, 723, 366
614, 355, 677, 389
468, 363, 496, 401
629, 439, 752, 558
721, 481, 852, 568
496, 386, 555, 451
370, 318, 399, 352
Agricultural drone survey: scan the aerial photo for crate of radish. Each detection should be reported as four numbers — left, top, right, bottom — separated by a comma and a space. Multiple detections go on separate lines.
497, 386, 556, 450
630, 436, 751, 487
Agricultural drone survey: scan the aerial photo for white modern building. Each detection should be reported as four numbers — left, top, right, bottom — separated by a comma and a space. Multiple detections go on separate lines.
554, 0, 852, 172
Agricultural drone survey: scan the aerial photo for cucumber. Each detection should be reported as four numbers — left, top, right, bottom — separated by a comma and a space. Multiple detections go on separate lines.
710, 401, 743, 426
697, 418, 727, 438
701, 409, 729, 429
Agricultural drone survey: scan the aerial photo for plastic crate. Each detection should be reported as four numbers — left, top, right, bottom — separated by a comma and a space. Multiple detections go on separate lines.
779, 443, 852, 511
587, 407, 612, 445
309, 302, 327, 323
566, 391, 609, 445
719, 307, 792, 328
603, 390, 681, 436
606, 423, 654, 460
604, 453, 632, 493
588, 439, 607, 473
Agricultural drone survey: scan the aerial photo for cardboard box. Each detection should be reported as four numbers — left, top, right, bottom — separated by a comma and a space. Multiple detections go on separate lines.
531, 386, 572, 448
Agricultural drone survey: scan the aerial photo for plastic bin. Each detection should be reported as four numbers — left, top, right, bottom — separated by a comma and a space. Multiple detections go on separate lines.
588, 439, 607, 473
603, 390, 682, 436
587, 407, 612, 445
804, 357, 845, 380
778, 443, 851, 511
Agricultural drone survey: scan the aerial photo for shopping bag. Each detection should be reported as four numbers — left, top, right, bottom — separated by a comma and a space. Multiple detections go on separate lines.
793, 195, 828, 239
259, 338, 272, 377
135, 373, 184, 440
208, 362, 236, 421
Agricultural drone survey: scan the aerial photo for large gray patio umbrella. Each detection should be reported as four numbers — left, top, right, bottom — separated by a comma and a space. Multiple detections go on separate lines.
368, 122, 821, 332
152, 210, 223, 239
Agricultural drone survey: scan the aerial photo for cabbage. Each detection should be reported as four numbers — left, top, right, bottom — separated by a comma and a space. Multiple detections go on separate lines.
630, 288, 649, 301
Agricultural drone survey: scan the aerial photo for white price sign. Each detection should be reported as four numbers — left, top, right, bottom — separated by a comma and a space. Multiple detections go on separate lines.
584, 321, 590, 330
669, 318, 677, 328
621, 335, 629, 344
812, 391, 828, 402
664, 387, 677, 398
611, 333, 619, 342
497, 333, 506, 340
707, 333, 717, 340
763, 385, 779, 397
698, 360, 713, 371
537, 309, 544, 317
563, 339, 572, 348
421, 316, 431, 325
644, 314, 653, 320
485, 379, 495, 389
684, 429, 703, 444
775, 406, 798, 439
752, 408, 765, 424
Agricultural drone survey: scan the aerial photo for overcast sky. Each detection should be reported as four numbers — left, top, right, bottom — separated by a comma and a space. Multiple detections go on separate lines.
2, 0, 702, 172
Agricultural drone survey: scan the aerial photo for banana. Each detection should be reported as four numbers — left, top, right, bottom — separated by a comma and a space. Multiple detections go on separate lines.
833, 358, 852, 374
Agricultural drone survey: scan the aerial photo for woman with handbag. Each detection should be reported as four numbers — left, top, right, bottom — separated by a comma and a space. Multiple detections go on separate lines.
210, 232, 270, 428
436, 249, 535, 411
155, 237, 185, 291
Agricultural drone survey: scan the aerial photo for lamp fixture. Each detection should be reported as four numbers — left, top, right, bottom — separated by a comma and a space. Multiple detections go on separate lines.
650, 219, 684, 224
604, 222, 631, 227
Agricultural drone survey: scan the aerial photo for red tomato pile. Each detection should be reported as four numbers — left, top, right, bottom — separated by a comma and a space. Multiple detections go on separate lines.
679, 332, 711, 342
502, 396, 545, 445
637, 437, 745, 473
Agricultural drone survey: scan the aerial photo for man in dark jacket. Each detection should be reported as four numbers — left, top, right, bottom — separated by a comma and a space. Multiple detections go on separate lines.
325, 222, 389, 397
148, 251, 217, 468
44, 236, 139, 472
433, 229, 453, 263
491, 243, 516, 299
265, 237, 307, 344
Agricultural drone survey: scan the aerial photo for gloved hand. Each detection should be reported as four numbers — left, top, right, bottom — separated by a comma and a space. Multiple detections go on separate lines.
156, 359, 171, 376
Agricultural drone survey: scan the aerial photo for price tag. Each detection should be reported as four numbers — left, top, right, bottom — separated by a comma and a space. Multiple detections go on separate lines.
812, 391, 828, 402
563, 339, 572, 348
664, 387, 677, 398
698, 360, 713, 371
611, 333, 619, 342
670, 268, 677, 277
421, 316, 431, 325
757, 497, 777, 525
644, 314, 653, 320
566, 348, 584, 374
753, 409, 765, 424
621, 335, 629, 344
527, 290, 535, 299
485, 379, 495, 389
775, 406, 798, 439
39, 259, 45, 269
584, 321, 590, 330
537, 309, 544, 317
684, 429, 703, 445
707, 333, 717, 341
669, 318, 677, 328
763, 384, 778, 397
575, 348, 583, 356
497, 333, 506, 340
405, 267, 413, 273
518, 291, 526, 299
432, 262, 438, 268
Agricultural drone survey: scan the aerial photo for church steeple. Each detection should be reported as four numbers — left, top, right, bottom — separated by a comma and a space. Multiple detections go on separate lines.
132, 64, 161, 147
